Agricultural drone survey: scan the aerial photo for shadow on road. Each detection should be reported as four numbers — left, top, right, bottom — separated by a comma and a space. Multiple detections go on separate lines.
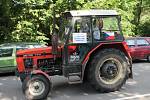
132, 59, 148, 63
0, 72, 15, 77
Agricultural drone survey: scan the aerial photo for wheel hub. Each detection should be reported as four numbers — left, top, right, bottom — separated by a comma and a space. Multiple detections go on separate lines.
100, 61, 119, 80
29, 80, 45, 96
34, 85, 39, 90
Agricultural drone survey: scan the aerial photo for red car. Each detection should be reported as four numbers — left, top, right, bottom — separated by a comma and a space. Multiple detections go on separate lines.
126, 37, 150, 62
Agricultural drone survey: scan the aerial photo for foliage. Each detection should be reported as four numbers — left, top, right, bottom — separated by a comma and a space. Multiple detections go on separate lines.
132, 0, 150, 35
137, 18, 150, 36
10, 0, 52, 44
81, 0, 137, 36
0, 0, 16, 43
0, 0, 150, 44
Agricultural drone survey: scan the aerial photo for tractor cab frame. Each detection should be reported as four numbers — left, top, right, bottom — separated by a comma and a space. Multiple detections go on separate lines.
61, 10, 126, 77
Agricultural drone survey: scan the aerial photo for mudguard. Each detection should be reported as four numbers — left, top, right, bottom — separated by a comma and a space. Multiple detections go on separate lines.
31, 70, 50, 80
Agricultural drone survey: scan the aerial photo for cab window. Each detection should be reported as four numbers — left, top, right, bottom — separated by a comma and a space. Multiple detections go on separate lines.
92, 17, 121, 41
0, 48, 13, 57
69, 17, 91, 44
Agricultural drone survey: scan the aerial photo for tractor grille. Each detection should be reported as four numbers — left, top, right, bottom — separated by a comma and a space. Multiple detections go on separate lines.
24, 58, 33, 68
37, 58, 62, 75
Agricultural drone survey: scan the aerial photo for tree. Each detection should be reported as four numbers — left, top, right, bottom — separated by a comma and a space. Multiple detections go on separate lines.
82, 0, 136, 36
0, 0, 149, 44
11, 0, 52, 43
0, 0, 16, 43
132, 0, 150, 36
137, 19, 150, 36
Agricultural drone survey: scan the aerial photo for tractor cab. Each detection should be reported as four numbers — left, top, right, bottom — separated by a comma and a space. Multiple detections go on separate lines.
58, 10, 125, 76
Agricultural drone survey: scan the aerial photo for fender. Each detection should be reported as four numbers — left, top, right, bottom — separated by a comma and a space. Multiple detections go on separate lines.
18, 70, 50, 82
82, 43, 103, 65
31, 70, 50, 80
81, 43, 103, 81
82, 41, 131, 64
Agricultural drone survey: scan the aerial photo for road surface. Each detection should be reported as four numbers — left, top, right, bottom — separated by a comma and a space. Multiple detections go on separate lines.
0, 61, 150, 100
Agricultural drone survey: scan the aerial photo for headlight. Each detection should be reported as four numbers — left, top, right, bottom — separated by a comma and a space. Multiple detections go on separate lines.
24, 58, 33, 68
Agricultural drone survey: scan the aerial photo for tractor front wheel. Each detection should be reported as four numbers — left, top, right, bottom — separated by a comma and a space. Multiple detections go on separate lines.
88, 48, 128, 92
22, 75, 52, 100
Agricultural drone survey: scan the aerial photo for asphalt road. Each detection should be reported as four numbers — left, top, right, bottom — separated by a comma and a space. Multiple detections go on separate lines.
0, 60, 150, 100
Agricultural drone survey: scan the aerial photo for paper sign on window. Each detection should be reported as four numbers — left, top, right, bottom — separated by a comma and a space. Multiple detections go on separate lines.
72, 33, 87, 43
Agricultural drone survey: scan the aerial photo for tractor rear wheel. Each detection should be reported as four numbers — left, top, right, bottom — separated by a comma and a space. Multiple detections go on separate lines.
22, 75, 51, 100
88, 48, 128, 92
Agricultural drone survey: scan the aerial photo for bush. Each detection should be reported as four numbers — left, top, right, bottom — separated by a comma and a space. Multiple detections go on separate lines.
137, 19, 150, 37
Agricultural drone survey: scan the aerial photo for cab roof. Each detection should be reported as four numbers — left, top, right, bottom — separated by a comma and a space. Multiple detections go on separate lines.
64, 9, 118, 17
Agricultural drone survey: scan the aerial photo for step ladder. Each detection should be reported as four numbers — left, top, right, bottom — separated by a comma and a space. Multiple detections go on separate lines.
68, 72, 82, 84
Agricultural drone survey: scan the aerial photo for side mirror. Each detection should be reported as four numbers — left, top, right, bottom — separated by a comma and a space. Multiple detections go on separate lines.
96, 18, 103, 29
52, 34, 58, 55
98, 19, 103, 29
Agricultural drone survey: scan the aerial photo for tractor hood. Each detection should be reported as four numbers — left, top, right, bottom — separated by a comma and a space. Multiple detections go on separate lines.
16, 46, 62, 57
16, 47, 53, 57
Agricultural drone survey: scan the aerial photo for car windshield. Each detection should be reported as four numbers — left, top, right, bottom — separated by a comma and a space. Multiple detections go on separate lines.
126, 39, 135, 47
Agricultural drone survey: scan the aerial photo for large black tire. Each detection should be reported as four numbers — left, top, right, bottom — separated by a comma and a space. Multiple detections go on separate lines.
22, 75, 52, 100
88, 48, 128, 92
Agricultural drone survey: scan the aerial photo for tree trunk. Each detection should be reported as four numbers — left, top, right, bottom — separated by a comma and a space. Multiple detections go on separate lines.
132, 0, 143, 35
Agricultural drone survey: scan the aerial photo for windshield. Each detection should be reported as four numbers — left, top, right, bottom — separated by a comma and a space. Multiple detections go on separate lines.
92, 16, 124, 41
60, 16, 123, 43
102, 17, 119, 31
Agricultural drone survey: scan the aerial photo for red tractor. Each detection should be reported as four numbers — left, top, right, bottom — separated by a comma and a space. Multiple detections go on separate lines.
16, 10, 132, 100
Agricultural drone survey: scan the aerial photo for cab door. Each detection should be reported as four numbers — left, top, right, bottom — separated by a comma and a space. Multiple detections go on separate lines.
63, 17, 92, 76
65, 17, 92, 64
